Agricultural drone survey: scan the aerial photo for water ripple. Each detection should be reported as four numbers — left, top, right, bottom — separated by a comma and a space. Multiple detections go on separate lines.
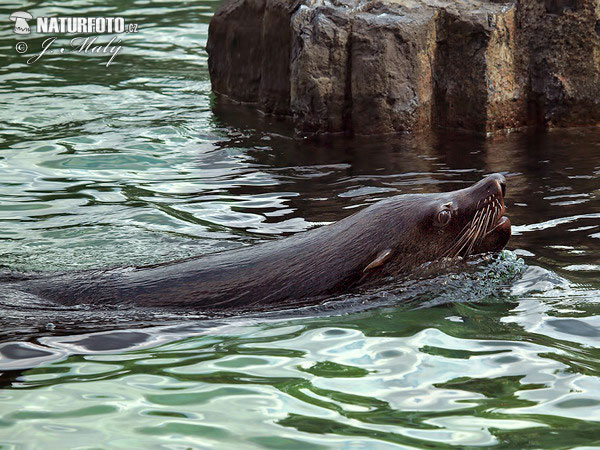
0, 0, 599, 447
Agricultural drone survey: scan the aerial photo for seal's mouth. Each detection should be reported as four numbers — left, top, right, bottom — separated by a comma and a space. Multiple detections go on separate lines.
444, 179, 511, 258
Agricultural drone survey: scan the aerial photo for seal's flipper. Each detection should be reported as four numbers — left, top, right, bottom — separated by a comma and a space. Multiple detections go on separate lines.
364, 249, 392, 272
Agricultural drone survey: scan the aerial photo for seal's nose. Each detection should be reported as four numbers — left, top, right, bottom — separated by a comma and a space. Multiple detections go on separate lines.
478, 173, 506, 198
491, 173, 506, 198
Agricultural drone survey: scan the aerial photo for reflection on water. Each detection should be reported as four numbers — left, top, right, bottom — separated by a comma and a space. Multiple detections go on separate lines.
0, 0, 599, 447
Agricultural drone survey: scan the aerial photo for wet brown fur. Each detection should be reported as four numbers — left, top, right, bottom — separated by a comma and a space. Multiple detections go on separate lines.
6, 175, 510, 310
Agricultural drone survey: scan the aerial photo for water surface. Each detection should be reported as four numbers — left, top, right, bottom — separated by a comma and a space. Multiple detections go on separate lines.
0, 0, 599, 448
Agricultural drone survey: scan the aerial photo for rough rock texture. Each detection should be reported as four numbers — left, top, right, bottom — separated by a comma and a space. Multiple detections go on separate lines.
206, 0, 600, 135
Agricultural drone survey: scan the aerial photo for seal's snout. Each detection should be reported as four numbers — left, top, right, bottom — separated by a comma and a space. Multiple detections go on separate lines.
473, 173, 511, 254
482, 173, 506, 199
497, 175, 506, 198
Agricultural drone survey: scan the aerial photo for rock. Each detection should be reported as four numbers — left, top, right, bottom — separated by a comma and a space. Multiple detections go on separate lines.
206, 0, 600, 135
206, 0, 300, 115
517, 0, 600, 127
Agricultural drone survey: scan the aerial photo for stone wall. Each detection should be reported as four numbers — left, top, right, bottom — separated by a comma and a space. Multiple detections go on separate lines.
206, 0, 600, 135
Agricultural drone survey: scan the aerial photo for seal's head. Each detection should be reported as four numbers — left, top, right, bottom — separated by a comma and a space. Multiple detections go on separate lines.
431, 173, 511, 259
360, 173, 511, 276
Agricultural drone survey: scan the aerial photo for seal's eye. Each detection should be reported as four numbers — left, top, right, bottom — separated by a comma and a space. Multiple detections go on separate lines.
436, 209, 452, 227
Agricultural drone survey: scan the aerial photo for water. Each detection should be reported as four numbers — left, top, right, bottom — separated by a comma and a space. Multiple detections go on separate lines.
1, 0, 599, 448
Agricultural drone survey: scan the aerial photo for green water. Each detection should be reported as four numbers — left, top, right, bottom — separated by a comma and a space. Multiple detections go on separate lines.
1, 0, 600, 448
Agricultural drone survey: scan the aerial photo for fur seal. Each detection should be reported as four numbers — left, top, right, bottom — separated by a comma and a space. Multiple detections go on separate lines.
5, 174, 511, 310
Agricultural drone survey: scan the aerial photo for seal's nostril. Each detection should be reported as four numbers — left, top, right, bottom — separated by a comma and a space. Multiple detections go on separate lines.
499, 180, 506, 198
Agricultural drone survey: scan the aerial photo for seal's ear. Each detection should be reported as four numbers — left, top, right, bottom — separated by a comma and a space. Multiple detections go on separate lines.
364, 249, 392, 272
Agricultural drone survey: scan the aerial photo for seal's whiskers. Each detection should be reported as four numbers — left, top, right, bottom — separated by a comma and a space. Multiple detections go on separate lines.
444, 207, 485, 258
444, 195, 502, 259
465, 205, 490, 255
